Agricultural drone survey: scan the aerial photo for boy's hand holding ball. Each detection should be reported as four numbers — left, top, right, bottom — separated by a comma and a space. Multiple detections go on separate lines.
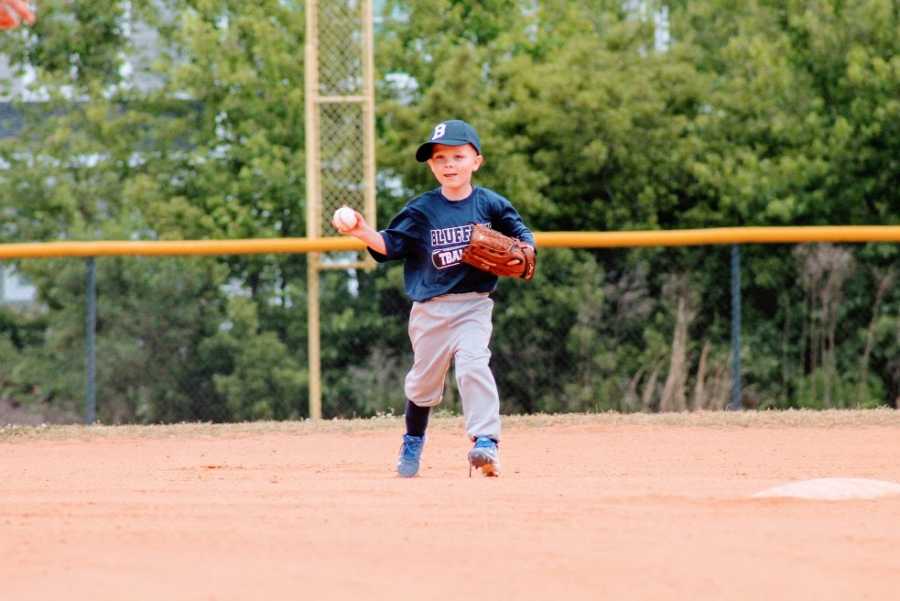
330, 205, 387, 255
333, 206, 359, 233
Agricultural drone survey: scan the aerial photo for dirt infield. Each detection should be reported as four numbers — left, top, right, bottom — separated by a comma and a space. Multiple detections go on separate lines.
2, 410, 900, 601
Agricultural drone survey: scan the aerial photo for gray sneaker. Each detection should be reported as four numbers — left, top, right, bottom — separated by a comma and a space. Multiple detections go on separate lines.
467, 437, 500, 477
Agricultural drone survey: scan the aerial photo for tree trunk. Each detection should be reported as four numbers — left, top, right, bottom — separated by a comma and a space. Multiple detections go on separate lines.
660, 296, 690, 412
691, 340, 710, 411
857, 268, 894, 405
624, 368, 645, 413
642, 364, 661, 412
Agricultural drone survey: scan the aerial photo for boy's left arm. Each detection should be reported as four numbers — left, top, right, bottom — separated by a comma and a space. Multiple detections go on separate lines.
494, 202, 536, 248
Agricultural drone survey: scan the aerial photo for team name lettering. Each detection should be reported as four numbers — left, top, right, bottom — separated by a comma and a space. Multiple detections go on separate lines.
431, 225, 473, 248
434, 247, 465, 268
429, 223, 490, 270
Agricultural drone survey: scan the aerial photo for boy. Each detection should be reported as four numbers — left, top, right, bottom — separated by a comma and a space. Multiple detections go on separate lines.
333, 119, 535, 477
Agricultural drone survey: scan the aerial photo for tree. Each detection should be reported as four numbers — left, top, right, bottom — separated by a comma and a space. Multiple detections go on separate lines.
1, 0, 897, 421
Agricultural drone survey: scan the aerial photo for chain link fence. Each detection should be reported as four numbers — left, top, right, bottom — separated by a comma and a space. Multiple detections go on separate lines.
1, 242, 897, 425
319, 103, 367, 236
308, 0, 375, 238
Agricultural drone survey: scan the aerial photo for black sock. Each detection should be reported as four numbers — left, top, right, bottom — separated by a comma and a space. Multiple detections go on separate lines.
405, 400, 430, 437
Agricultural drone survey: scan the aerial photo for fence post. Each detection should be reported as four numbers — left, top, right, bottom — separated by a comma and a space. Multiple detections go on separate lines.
85, 257, 97, 424
729, 244, 742, 410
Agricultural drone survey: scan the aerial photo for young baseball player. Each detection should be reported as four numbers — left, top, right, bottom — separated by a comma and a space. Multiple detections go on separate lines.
332, 119, 535, 478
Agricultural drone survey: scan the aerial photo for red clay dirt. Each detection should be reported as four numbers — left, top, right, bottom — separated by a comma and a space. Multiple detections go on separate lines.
2, 413, 899, 601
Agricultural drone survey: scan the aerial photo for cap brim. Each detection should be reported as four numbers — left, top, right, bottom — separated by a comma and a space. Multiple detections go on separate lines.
415, 139, 480, 162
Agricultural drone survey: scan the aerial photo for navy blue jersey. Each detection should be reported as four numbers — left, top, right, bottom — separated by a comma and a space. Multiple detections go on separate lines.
369, 187, 535, 302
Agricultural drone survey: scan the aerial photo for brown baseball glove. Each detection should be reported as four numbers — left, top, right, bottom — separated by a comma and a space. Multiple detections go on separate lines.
461, 223, 536, 280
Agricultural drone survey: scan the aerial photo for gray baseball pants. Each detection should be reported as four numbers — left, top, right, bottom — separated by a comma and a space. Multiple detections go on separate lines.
404, 292, 501, 441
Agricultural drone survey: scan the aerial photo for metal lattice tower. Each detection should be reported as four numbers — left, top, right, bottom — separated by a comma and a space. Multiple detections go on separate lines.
305, 0, 376, 419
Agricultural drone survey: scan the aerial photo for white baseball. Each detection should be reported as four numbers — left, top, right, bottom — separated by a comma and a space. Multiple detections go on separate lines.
334, 207, 358, 232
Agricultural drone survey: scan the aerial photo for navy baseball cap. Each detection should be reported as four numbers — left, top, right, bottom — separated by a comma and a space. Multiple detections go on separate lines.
415, 120, 482, 162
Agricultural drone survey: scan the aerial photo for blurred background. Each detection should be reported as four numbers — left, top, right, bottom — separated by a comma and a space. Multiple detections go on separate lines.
0, 1, 897, 424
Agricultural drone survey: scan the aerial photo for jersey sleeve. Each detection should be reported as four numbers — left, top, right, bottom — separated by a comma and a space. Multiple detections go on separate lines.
492, 196, 536, 247
367, 205, 421, 262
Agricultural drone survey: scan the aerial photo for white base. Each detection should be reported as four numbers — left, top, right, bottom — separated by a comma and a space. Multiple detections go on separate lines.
753, 478, 900, 500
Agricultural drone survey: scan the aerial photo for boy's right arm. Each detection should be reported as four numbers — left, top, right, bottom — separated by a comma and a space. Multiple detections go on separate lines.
333, 209, 387, 255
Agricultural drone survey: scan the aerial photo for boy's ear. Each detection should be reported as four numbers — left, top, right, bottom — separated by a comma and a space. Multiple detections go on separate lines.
473, 154, 484, 171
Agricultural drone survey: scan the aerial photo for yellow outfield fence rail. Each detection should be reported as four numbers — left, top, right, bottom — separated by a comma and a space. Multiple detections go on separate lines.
1, 226, 899, 259
1, 226, 897, 425
536, 226, 900, 248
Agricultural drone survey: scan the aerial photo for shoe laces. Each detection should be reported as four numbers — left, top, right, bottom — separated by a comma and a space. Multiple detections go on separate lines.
401, 435, 424, 460
473, 437, 497, 450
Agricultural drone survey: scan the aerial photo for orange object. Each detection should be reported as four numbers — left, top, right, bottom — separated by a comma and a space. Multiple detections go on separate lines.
1, 416, 899, 601
0, 0, 35, 29
1, 227, 900, 260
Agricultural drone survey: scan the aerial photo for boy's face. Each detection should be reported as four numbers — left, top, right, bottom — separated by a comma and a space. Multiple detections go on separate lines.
426, 143, 483, 193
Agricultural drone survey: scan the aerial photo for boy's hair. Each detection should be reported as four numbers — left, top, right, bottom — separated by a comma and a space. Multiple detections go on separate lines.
416, 120, 481, 162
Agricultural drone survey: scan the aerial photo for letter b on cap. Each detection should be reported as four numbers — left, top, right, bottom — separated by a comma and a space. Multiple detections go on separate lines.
431, 123, 446, 140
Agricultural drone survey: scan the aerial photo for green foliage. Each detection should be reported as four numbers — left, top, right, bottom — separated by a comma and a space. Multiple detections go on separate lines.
789, 368, 884, 410
0, 306, 52, 405
204, 298, 307, 421
1, 0, 897, 421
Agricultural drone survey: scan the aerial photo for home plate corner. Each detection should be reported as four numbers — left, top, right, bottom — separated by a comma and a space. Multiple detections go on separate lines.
753, 478, 900, 501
